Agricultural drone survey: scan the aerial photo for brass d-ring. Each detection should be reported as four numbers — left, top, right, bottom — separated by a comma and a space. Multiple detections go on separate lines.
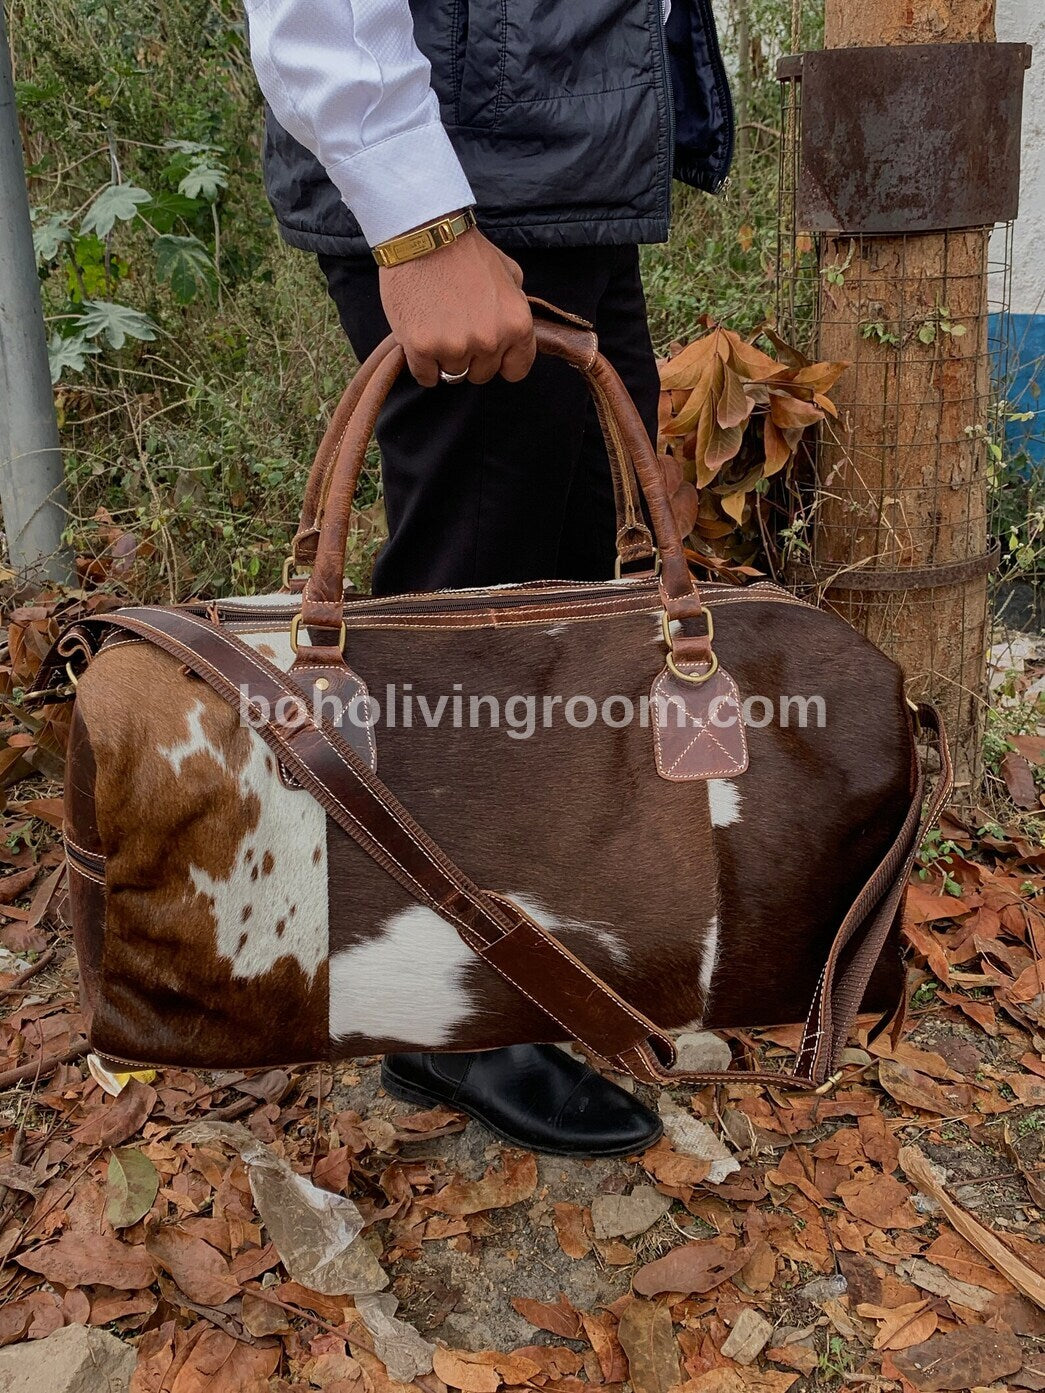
665, 649, 720, 685
661, 608, 718, 685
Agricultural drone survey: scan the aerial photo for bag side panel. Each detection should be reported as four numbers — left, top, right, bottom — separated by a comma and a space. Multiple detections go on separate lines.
71, 639, 330, 1069
64, 701, 108, 1034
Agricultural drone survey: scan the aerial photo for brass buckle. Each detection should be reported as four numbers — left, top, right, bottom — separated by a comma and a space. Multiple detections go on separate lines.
281, 555, 311, 590
661, 609, 719, 685
289, 613, 346, 655
615, 547, 661, 580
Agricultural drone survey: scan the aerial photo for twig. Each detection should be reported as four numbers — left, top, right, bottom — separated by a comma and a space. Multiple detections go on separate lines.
900, 1145, 1045, 1312
0, 1039, 87, 1090
0, 946, 56, 995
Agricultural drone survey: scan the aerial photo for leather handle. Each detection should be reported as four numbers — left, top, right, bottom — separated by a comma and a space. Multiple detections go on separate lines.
300, 322, 704, 634
292, 333, 400, 577
290, 305, 656, 579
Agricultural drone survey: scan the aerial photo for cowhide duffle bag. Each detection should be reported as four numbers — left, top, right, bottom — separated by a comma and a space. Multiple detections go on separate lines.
36, 309, 951, 1092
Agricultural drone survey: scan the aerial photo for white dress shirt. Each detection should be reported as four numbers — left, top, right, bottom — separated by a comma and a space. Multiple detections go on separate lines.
244, 0, 475, 247
244, 0, 670, 248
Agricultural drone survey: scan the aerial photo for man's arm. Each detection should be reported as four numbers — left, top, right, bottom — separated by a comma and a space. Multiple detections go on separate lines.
243, 0, 534, 384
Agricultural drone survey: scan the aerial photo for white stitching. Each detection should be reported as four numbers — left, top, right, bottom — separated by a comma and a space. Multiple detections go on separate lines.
289, 664, 377, 770
650, 668, 748, 781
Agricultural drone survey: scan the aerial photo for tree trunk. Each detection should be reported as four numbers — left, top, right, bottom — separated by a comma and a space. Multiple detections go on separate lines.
826, 2, 995, 46
813, 0, 997, 797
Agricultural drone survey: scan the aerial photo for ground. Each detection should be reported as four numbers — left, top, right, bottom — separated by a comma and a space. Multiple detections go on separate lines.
0, 610, 1041, 1392
0, 793, 1043, 1393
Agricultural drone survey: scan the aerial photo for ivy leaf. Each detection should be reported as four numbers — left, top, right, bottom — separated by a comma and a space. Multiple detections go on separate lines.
32, 213, 73, 263
80, 184, 151, 239
75, 300, 159, 350
178, 160, 227, 202
106, 1148, 159, 1229
154, 234, 217, 304
47, 331, 100, 384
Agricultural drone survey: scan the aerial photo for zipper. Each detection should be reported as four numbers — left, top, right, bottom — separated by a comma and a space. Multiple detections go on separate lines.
693, 0, 736, 194
653, 0, 676, 227
176, 579, 808, 629
180, 577, 664, 622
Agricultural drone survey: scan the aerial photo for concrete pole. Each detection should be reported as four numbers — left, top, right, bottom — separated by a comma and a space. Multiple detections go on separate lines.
0, 2, 72, 586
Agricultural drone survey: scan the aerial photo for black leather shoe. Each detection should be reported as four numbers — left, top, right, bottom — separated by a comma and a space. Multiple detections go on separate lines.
381, 1043, 663, 1158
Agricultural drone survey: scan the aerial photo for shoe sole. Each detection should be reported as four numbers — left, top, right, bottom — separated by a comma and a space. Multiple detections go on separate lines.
380, 1063, 664, 1160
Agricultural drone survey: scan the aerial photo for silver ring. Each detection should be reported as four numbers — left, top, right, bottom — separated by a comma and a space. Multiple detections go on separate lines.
439, 368, 470, 384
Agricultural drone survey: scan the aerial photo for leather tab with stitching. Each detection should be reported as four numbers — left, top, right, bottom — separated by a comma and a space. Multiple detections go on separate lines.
650, 665, 748, 781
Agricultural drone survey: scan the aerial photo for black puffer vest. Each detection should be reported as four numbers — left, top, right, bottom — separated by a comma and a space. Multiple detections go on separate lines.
263, 0, 734, 255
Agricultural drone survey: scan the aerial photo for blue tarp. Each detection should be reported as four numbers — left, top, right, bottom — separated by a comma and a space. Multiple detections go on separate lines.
992, 312, 1045, 474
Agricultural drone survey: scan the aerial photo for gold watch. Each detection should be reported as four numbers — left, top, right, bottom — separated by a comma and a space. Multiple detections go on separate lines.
372, 207, 478, 268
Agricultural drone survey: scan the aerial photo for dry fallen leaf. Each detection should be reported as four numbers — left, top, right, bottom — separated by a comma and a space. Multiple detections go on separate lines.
617, 1296, 681, 1393
17, 1233, 158, 1290
836, 1172, 924, 1231
892, 1326, 1024, 1391
72, 1078, 157, 1147
897, 1257, 994, 1312
424, 1150, 537, 1216
858, 1297, 938, 1351
877, 1060, 973, 1116
146, 1226, 241, 1306
580, 1310, 628, 1382
591, 1185, 671, 1240
551, 1202, 591, 1259
633, 1239, 752, 1297
680, 1369, 799, 1392
432, 1346, 501, 1393
510, 1294, 583, 1339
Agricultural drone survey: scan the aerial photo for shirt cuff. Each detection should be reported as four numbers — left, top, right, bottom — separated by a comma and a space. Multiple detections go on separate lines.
325, 121, 476, 248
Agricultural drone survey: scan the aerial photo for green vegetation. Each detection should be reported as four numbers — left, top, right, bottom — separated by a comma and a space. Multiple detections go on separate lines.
12, 0, 356, 598
10, 0, 808, 599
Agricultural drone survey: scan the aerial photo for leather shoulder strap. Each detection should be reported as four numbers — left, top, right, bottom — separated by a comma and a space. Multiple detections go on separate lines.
65, 609, 950, 1090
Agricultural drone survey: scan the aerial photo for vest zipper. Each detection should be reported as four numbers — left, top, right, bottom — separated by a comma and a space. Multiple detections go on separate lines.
652, 0, 676, 227
694, 0, 736, 194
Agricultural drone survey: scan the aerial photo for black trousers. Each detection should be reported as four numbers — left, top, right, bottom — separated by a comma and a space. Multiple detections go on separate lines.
317, 245, 660, 597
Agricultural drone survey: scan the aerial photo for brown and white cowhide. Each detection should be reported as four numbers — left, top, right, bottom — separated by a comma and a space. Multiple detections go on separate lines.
65, 592, 910, 1068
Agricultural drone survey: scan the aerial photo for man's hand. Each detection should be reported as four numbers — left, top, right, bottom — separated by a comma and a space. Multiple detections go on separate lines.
379, 227, 536, 387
